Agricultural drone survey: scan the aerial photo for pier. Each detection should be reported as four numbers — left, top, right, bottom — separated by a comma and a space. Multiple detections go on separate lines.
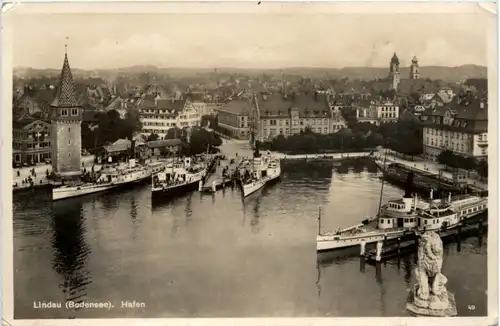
201, 156, 242, 193
363, 217, 488, 264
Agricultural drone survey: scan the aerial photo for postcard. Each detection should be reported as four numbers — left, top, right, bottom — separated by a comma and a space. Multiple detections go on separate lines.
1, 1, 497, 326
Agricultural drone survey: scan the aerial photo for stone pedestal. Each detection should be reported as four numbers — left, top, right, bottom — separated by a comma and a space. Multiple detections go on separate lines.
406, 285, 458, 317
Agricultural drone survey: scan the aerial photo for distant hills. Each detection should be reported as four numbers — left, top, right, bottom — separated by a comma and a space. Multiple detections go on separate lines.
14, 64, 487, 82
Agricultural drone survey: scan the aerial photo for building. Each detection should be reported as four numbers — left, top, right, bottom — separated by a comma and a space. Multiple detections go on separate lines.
145, 139, 183, 157
216, 98, 252, 139
12, 119, 52, 165
139, 94, 201, 139
427, 91, 454, 108
185, 92, 220, 116
254, 91, 333, 141
386, 53, 447, 96
409, 56, 420, 79
420, 98, 487, 161
389, 53, 401, 90
50, 49, 83, 179
355, 98, 400, 125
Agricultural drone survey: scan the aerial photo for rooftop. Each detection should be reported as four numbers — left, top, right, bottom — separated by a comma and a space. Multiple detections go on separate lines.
51, 52, 81, 108
256, 91, 330, 118
218, 98, 254, 115
146, 139, 182, 148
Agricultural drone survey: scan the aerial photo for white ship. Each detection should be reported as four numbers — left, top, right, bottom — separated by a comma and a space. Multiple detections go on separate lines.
52, 159, 152, 201
316, 150, 487, 252
316, 192, 487, 252
241, 153, 281, 197
151, 156, 208, 200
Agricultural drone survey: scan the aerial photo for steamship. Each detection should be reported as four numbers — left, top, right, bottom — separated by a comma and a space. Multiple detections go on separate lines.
151, 156, 209, 200
240, 138, 281, 197
316, 170, 487, 252
52, 159, 152, 201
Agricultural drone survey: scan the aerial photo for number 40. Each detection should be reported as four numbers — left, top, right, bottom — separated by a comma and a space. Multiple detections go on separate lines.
468, 305, 476, 311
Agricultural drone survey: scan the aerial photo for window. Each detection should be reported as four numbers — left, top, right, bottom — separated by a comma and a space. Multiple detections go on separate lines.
68, 128, 71, 133
68, 140, 72, 145
71, 108, 79, 116
61, 109, 68, 116
68, 152, 71, 157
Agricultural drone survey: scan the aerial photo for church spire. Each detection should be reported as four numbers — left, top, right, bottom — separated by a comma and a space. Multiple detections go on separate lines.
51, 45, 80, 108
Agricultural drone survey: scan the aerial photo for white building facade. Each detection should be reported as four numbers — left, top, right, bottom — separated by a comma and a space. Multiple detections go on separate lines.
139, 96, 201, 139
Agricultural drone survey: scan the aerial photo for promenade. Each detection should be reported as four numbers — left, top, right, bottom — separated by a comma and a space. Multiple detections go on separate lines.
12, 155, 96, 190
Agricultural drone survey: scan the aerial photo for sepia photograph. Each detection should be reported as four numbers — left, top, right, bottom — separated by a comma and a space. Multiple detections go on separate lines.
1, 1, 497, 325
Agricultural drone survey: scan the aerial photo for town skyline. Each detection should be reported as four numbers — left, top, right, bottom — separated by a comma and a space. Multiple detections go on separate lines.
12, 11, 489, 70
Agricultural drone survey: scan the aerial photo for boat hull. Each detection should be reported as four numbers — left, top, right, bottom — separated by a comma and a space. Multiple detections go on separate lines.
242, 165, 281, 197
151, 180, 199, 202
242, 179, 267, 197
376, 161, 462, 194
52, 183, 118, 201
317, 230, 405, 252
52, 173, 151, 201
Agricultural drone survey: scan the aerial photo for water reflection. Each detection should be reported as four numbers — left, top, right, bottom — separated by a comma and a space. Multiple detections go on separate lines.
359, 257, 366, 273
375, 263, 386, 314
51, 198, 91, 306
316, 261, 322, 297
250, 195, 262, 234
130, 196, 138, 240
403, 256, 413, 286
184, 194, 193, 225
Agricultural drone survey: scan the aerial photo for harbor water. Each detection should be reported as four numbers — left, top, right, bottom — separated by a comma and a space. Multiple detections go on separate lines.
13, 153, 487, 318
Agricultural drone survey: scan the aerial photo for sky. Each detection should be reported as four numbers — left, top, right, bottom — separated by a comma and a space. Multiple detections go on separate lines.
10, 5, 491, 70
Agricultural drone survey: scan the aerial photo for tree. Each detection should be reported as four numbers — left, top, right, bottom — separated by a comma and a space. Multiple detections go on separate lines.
147, 133, 160, 142
437, 150, 456, 169
183, 127, 222, 155
201, 115, 218, 129
165, 127, 183, 140
476, 159, 488, 180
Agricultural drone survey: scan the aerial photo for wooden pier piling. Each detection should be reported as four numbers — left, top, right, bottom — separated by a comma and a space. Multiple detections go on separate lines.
360, 241, 366, 256
375, 241, 383, 262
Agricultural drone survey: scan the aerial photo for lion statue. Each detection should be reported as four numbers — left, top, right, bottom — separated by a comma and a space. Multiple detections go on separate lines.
414, 231, 444, 301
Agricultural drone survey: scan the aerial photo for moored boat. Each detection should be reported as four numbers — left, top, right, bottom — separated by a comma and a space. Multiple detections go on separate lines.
241, 152, 281, 197
316, 191, 487, 252
151, 156, 209, 200
317, 151, 488, 252
375, 159, 463, 194
52, 159, 152, 201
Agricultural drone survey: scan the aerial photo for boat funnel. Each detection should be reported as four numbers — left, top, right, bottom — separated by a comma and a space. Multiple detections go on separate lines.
403, 172, 415, 198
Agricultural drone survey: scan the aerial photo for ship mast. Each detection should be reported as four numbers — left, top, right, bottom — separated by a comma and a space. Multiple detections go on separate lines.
377, 148, 389, 217
318, 206, 322, 235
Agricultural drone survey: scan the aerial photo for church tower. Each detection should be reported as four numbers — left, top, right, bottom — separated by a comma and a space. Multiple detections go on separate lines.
389, 52, 400, 91
409, 56, 420, 79
50, 46, 83, 179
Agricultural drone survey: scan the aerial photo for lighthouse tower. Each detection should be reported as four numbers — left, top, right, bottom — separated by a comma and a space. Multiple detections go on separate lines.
50, 46, 83, 180
409, 56, 420, 79
389, 52, 400, 91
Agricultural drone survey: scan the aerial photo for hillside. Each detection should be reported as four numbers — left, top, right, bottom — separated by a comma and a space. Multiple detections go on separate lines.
14, 64, 487, 82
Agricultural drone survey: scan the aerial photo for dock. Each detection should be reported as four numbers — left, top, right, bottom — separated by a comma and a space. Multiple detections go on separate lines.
364, 218, 488, 264
200, 157, 242, 193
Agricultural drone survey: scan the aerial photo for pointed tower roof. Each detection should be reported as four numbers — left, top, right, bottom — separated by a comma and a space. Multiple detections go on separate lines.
51, 51, 80, 108
412, 56, 418, 63
391, 52, 399, 64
